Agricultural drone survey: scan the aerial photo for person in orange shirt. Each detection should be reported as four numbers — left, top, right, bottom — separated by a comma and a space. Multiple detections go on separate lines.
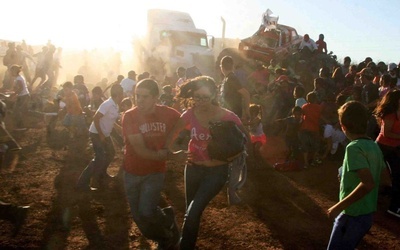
299, 92, 322, 168
60, 81, 87, 138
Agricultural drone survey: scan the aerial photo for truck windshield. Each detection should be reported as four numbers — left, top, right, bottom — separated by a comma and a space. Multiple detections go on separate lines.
161, 30, 208, 47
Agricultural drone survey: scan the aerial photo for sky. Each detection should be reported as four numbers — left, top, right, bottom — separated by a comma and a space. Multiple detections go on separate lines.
2, 0, 399, 64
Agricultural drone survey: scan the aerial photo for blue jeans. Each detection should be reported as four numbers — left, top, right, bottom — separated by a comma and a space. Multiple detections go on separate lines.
124, 171, 171, 243
180, 164, 228, 250
378, 143, 400, 210
327, 212, 373, 250
76, 133, 115, 189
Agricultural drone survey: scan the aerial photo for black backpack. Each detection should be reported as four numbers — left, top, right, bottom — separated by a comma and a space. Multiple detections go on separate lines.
207, 120, 246, 162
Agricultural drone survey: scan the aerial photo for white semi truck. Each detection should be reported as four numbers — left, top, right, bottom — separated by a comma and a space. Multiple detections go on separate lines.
134, 9, 216, 80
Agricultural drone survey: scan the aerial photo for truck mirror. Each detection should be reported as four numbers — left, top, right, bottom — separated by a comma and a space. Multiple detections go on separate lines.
209, 36, 215, 48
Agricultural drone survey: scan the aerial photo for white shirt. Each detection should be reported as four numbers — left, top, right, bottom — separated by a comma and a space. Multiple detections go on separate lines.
89, 97, 119, 137
299, 38, 318, 51
295, 98, 307, 108
120, 78, 136, 97
15, 75, 29, 96
176, 77, 186, 88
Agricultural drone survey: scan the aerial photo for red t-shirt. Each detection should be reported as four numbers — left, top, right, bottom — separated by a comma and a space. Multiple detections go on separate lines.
376, 113, 400, 147
301, 103, 322, 132
122, 105, 180, 175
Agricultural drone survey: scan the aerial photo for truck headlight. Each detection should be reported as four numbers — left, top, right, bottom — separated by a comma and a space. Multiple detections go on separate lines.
243, 46, 250, 51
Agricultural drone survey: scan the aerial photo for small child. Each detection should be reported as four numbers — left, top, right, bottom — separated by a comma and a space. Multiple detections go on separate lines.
160, 85, 175, 107
327, 101, 386, 249
247, 104, 266, 167
60, 81, 87, 138
112, 97, 133, 147
293, 85, 307, 108
299, 92, 322, 168
276, 106, 303, 160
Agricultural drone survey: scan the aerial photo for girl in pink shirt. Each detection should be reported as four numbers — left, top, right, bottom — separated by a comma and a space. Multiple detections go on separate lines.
166, 76, 248, 249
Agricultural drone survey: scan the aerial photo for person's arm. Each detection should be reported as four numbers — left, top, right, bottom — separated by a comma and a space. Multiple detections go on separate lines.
93, 111, 105, 141
381, 116, 400, 139
127, 133, 168, 161
165, 117, 187, 151
311, 40, 318, 51
113, 120, 122, 136
238, 87, 250, 120
327, 168, 375, 219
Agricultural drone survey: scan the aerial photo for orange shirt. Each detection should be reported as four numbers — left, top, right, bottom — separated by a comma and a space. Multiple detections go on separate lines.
64, 91, 83, 115
301, 103, 322, 132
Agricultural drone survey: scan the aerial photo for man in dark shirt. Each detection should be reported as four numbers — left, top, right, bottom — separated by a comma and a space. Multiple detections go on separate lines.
220, 56, 250, 120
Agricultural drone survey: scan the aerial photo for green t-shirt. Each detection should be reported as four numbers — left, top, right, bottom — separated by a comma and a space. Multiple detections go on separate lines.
340, 138, 385, 216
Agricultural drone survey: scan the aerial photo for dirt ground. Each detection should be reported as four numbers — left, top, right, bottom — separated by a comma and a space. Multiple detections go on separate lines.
0, 115, 400, 250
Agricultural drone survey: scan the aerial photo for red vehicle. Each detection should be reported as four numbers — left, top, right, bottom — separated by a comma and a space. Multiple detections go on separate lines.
238, 24, 302, 63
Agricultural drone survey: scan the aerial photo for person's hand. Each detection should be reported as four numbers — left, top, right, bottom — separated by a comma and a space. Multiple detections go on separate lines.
168, 150, 188, 163
327, 204, 342, 220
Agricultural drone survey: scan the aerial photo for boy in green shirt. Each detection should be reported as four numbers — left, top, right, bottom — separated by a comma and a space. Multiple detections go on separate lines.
327, 101, 386, 249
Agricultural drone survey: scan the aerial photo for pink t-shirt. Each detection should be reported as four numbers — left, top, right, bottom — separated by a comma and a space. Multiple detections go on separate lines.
181, 108, 242, 162
376, 113, 400, 147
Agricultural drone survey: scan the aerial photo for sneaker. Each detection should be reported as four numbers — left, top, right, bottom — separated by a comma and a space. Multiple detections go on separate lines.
228, 190, 242, 206
387, 207, 400, 218
160, 206, 180, 250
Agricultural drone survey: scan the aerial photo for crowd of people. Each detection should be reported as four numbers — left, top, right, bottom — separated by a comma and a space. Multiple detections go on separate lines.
0, 36, 399, 249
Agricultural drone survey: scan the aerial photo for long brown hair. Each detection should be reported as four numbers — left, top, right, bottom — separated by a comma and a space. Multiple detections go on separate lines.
178, 76, 219, 108
374, 89, 400, 122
